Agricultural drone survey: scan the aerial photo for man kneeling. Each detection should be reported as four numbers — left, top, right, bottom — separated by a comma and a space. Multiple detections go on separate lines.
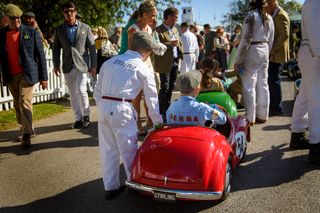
166, 70, 226, 127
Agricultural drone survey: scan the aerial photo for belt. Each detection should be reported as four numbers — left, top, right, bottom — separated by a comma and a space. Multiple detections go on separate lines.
250, 41, 267, 45
102, 96, 133, 103
183, 52, 195, 54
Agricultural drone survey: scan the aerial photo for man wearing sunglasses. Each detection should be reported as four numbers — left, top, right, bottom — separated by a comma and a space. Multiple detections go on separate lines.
0, 4, 48, 148
53, 1, 97, 129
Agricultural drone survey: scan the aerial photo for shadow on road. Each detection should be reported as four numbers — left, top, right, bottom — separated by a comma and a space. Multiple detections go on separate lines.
232, 144, 318, 192
0, 122, 98, 156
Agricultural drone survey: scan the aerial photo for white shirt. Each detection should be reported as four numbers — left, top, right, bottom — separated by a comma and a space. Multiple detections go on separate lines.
181, 29, 199, 59
235, 9, 274, 64
94, 50, 163, 124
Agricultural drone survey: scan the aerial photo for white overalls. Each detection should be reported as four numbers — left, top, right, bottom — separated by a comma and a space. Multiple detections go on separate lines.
94, 50, 163, 190
291, 0, 320, 144
235, 9, 274, 123
180, 29, 199, 73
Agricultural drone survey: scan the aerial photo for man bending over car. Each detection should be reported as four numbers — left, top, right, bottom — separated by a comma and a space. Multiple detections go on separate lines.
166, 70, 226, 127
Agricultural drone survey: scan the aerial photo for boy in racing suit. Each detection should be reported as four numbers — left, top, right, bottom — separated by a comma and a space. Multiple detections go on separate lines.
166, 70, 226, 127
94, 31, 163, 199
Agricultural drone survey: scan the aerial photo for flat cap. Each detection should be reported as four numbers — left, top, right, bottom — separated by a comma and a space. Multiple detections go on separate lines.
175, 70, 202, 94
4, 4, 23, 17
24, 12, 35, 17
132, 31, 162, 53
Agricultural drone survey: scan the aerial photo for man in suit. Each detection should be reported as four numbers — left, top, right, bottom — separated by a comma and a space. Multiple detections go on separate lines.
0, 4, 48, 148
53, 1, 97, 129
154, 7, 183, 119
266, 0, 290, 116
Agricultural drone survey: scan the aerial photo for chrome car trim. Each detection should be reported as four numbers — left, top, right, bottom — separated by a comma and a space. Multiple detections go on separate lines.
126, 180, 222, 200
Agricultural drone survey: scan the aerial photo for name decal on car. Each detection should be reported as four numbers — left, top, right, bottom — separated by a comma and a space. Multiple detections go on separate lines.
169, 113, 199, 123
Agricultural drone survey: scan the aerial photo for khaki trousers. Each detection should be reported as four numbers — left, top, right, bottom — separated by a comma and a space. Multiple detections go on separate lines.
8, 73, 35, 135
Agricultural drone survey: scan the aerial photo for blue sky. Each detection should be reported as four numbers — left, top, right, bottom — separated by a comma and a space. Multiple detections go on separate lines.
176, 0, 305, 26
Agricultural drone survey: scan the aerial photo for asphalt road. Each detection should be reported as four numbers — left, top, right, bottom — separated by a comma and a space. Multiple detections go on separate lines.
0, 78, 319, 213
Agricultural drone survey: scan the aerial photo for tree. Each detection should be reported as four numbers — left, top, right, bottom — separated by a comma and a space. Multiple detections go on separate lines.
222, 0, 302, 32
1, 0, 189, 36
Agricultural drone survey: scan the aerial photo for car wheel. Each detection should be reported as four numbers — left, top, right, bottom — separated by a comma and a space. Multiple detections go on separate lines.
221, 159, 232, 200
127, 188, 138, 195
240, 147, 247, 163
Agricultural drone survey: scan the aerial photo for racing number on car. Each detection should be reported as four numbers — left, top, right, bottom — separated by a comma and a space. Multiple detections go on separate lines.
235, 131, 247, 159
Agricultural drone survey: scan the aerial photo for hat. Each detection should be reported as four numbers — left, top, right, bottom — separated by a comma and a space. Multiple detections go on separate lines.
4, 4, 23, 17
175, 70, 202, 94
24, 12, 35, 17
132, 31, 162, 53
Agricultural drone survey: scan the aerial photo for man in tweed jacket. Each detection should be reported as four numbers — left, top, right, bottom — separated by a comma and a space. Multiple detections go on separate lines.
53, 2, 97, 129
0, 4, 48, 148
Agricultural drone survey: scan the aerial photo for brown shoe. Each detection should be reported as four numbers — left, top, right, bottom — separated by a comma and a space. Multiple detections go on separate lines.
256, 118, 267, 124
21, 134, 31, 149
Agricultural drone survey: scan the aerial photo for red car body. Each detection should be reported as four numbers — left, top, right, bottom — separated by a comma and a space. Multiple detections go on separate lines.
126, 115, 250, 202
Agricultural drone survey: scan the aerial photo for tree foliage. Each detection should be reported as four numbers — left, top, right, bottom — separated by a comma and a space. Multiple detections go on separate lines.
1, 0, 189, 34
222, 0, 302, 32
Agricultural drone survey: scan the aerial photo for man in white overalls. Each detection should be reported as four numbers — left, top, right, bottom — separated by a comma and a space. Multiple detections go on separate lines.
290, 0, 320, 165
94, 31, 163, 199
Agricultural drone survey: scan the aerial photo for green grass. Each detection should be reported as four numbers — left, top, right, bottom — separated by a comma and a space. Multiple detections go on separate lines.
0, 100, 70, 131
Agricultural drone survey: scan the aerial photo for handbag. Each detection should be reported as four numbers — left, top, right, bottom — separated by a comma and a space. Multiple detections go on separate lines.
101, 40, 118, 57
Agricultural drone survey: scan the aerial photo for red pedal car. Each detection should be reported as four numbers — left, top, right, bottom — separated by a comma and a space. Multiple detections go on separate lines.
126, 113, 251, 202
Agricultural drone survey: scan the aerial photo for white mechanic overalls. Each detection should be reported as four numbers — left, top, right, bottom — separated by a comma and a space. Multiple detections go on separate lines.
235, 9, 274, 123
291, 0, 320, 144
180, 29, 199, 73
94, 50, 163, 190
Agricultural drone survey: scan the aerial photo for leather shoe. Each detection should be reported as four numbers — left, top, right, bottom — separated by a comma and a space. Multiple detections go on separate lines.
290, 132, 310, 149
309, 143, 320, 165
70, 120, 83, 129
105, 185, 126, 200
21, 134, 31, 149
256, 118, 267, 124
82, 116, 90, 128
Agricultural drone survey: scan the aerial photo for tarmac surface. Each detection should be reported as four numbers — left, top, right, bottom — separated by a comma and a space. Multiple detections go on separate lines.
0, 78, 319, 213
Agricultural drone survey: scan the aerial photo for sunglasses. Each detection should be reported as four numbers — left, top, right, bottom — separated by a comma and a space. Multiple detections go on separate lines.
9, 16, 20, 20
63, 9, 75, 14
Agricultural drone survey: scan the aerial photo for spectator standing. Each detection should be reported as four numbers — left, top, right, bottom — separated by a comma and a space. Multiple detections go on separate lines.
189, 24, 205, 69
266, 0, 290, 116
23, 12, 49, 48
290, 0, 320, 165
94, 31, 163, 199
127, 0, 158, 133
1, 12, 9, 28
118, 11, 139, 54
289, 24, 300, 59
228, 24, 242, 69
154, 7, 183, 119
234, 0, 274, 125
0, 4, 48, 148
213, 27, 229, 71
203, 24, 216, 57
180, 22, 199, 74
53, 1, 97, 129
109, 26, 121, 51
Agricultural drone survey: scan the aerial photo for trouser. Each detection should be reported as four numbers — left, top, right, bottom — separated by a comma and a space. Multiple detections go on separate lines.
64, 67, 90, 121
291, 45, 320, 144
8, 73, 35, 135
268, 62, 282, 112
180, 53, 196, 73
98, 101, 138, 190
158, 62, 178, 117
290, 79, 308, 133
241, 45, 269, 123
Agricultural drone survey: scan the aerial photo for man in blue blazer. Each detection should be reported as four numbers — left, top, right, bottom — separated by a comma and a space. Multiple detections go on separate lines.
53, 1, 97, 129
0, 4, 48, 148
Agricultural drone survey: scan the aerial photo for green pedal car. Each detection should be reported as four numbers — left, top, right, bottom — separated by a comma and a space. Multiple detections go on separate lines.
197, 91, 238, 118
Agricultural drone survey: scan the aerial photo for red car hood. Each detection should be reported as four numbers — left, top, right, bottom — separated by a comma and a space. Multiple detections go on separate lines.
131, 126, 227, 190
